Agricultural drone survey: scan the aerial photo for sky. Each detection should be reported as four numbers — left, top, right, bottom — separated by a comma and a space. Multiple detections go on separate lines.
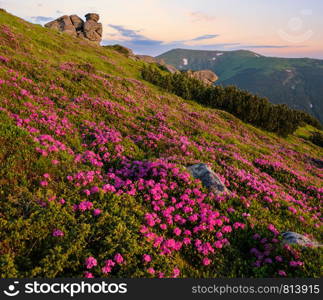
1, 0, 323, 58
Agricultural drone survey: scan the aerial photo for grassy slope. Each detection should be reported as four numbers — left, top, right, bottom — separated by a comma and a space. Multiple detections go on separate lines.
0, 11, 322, 278
158, 49, 323, 123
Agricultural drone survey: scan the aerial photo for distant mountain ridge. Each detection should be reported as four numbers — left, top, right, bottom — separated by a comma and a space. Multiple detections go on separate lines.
157, 49, 323, 123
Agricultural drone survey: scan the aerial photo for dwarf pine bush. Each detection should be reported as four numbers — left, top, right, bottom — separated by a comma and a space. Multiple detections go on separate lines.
141, 65, 321, 136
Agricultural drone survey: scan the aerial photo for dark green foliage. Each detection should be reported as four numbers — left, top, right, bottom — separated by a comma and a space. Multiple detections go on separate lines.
310, 132, 323, 147
158, 49, 323, 124
142, 65, 321, 136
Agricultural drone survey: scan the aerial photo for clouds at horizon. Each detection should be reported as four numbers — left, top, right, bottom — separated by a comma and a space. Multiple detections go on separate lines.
31, 16, 53, 23
105, 24, 223, 55
1, 0, 322, 58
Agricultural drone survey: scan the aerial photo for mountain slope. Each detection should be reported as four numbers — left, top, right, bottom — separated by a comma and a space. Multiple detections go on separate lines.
157, 49, 323, 124
0, 10, 322, 278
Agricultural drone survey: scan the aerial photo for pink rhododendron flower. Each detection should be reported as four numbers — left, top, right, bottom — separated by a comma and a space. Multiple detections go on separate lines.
275, 256, 283, 262
221, 225, 232, 233
172, 267, 180, 278
84, 271, 94, 278
114, 253, 124, 264
143, 254, 152, 263
40, 180, 48, 187
202, 258, 212, 266
278, 270, 287, 277
147, 267, 155, 275
267, 224, 279, 236
173, 227, 181, 236
93, 209, 101, 216
52, 229, 64, 237
85, 256, 97, 269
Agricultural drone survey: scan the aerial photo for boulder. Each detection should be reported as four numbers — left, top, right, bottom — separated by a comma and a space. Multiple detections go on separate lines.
45, 15, 77, 37
44, 13, 102, 44
187, 70, 218, 85
83, 21, 102, 43
187, 163, 229, 195
85, 13, 100, 22
282, 232, 322, 248
70, 15, 84, 31
164, 64, 178, 74
83, 15, 102, 44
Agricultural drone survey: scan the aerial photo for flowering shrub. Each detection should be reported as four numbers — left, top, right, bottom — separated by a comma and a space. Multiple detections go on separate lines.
0, 10, 322, 278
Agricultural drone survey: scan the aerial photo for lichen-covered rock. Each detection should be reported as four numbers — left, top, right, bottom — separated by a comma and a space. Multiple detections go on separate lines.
85, 13, 100, 22
282, 232, 322, 247
187, 163, 229, 195
70, 15, 84, 31
44, 13, 102, 44
187, 70, 218, 85
83, 13, 102, 44
45, 15, 77, 37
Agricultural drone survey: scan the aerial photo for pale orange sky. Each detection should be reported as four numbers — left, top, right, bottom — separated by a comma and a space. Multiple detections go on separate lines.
1, 0, 323, 58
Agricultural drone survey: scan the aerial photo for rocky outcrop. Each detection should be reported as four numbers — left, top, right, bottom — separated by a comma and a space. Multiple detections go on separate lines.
187, 163, 229, 195
137, 55, 178, 73
83, 13, 102, 43
282, 232, 322, 248
45, 13, 102, 44
187, 70, 218, 85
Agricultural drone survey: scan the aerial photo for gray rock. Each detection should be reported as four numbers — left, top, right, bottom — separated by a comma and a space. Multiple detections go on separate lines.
282, 232, 322, 247
187, 70, 218, 85
164, 64, 178, 74
85, 13, 100, 22
83, 19, 103, 43
45, 15, 77, 37
187, 163, 229, 195
70, 15, 84, 31
44, 13, 102, 44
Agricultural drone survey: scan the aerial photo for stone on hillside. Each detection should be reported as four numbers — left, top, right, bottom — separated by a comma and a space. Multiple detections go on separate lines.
70, 15, 84, 31
85, 13, 100, 22
44, 13, 102, 44
45, 15, 77, 37
282, 232, 322, 248
187, 70, 218, 85
187, 163, 229, 195
83, 14, 102, 44
164, 64, 178, 74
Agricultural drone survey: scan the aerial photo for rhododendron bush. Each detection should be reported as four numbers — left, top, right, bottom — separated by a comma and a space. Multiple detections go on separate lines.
0, 10, 322, 278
